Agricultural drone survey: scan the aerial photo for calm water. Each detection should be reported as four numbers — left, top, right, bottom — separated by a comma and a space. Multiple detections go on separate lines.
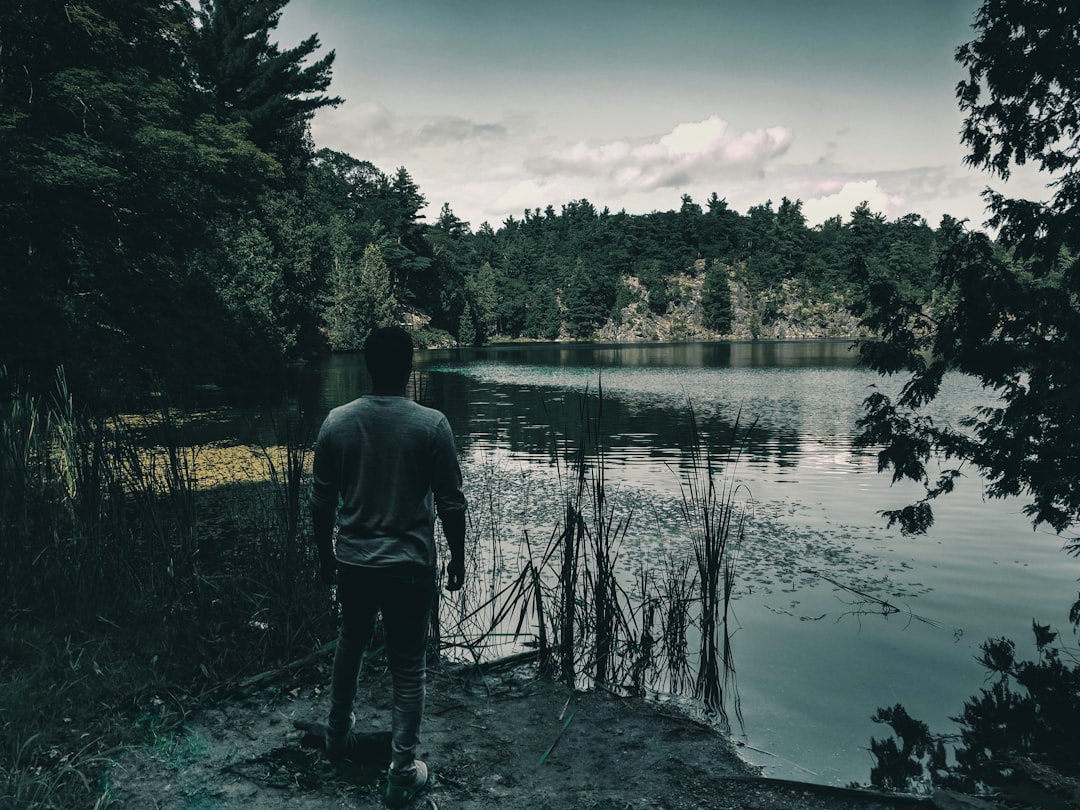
312, 341, 1078, 787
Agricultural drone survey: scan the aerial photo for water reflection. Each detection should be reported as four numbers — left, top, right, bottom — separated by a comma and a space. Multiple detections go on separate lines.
406, 342, 872, 480
302, 340, 1076, 789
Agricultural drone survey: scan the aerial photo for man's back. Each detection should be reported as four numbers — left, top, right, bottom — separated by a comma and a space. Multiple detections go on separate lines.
310, 395, 465, 569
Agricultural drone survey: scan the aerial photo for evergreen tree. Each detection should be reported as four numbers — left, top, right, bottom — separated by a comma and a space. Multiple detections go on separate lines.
191, 0, 341, 172
564, 258, 613, 339
356, 243, 397, 340
0, 0, 277, 394
775, 197, 808, 279
457, 304, 476, 346
525, 281, 562, 340
701, 262, 733, 333
637, 260, 673, 314
465, 262, 499, 343
323, 217, 363, 351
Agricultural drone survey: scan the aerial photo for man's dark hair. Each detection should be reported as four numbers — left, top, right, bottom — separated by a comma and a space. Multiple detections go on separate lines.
364, 326, 414, 388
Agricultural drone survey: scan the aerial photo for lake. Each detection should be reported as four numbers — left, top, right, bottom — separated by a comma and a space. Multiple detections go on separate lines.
311, 340, 1078, 788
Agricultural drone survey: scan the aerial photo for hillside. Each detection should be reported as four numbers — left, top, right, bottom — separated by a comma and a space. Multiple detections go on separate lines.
595, 264, 870, 343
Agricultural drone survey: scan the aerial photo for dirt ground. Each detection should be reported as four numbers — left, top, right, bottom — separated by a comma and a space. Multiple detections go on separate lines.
106, 655, 947, 810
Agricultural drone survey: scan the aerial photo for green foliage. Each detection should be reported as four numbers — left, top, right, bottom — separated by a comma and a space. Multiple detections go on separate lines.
357, 244, 398, 336
868, 622, 1080, 798
191, 0, 342, 172
465, 262, 500, 343
855, 0, 1080, 538
953, 625, 1080, 791
701, 262, 733, 333
0, 368, 337, 806
564, 258, 616, 339
0, 0, 336, 397
637, 260, 673, 315
0, 0, 963, 397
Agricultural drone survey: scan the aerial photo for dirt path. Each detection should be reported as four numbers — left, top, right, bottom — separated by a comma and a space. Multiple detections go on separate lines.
109, 659, 932, 809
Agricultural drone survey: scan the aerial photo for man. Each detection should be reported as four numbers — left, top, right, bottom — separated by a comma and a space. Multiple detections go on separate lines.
310, 325, 467, 808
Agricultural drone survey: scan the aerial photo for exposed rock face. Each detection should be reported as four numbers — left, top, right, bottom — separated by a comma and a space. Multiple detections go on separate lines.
595, 269, 872, 343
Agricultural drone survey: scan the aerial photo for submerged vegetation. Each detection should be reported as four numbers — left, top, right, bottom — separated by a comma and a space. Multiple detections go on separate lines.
438, 386, 749, 727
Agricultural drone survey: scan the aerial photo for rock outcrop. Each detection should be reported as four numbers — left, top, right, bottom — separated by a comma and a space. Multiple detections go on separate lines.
595, 267, 871, 343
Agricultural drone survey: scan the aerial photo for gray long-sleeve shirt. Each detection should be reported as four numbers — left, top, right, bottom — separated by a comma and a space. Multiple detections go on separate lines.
310, 395, 467, 569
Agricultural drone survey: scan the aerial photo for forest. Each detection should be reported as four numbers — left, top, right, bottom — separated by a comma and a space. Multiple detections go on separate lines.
2, 1, 1079, 806
1, 0, 951, 404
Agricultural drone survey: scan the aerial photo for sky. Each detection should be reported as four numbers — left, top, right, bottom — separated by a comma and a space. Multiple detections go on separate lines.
275, 0, 1048, 232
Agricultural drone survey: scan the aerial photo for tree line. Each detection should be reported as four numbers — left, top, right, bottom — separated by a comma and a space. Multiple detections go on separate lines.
3, 1, 1077, 546
1, 0, 956, 403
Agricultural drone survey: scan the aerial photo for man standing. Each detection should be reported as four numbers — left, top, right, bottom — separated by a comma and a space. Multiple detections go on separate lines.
310, 326, 467, 808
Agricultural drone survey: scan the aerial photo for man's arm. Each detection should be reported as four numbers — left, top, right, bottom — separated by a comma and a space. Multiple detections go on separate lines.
441, 511, 466, 591
431, 414, 468, 591
312, 502, 337, 586
310, 419, 339, 587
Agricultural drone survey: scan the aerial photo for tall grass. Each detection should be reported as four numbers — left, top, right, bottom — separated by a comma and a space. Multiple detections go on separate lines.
675, 403, 750, 724
1, 365, 753, 807
0, 367, 333, 808
439, 385, 750, 727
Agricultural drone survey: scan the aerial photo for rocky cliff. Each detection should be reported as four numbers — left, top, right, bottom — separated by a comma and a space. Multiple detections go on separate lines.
594, 264, 871, 343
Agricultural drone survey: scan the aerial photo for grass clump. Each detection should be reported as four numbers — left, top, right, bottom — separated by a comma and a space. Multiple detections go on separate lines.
0, 367, 334, 808
437, 384, 751, 728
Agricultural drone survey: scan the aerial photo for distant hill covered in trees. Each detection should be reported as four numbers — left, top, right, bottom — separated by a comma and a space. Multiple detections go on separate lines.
1, 0, 956, 401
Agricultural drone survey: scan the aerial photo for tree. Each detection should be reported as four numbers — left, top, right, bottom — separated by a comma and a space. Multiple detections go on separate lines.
465, 262, 499, 343
0, 0, 279, 395
701, 262, 733, 333
637, 259, 672, 315
191, 0, 341, 172
869, 622, 1080, 795
356, 243, 397, 340
774, 197, 808, 279
855, 1, 1080, 544
564, 259, 614, 339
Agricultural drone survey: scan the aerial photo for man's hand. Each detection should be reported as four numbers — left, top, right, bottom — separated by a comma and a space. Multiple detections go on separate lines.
445, 557, 465, 591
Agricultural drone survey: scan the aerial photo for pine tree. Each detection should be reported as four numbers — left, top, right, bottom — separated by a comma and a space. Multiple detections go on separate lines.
701, 262, 733, 334
192, 0, 341, 171
357, 244, 397, 339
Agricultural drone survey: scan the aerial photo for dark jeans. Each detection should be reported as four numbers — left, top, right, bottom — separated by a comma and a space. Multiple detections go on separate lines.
328, 563, 436, 770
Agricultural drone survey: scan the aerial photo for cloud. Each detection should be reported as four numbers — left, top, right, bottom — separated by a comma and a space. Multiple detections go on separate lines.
527, 116, 793, 192
801, 180, 905, 226
309, 105, 804, 229
492, 179, 554, 215
311, 104, 513, 157
415, 117, 508, 146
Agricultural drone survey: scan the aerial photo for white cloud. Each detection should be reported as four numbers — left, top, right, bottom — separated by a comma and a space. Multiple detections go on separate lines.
801, 179, 905, 226
310, 105, 803, 228
660, 117, 730, 155
492, 179, 552, 214
528, 116, 793, 192
311, 104, 514, 159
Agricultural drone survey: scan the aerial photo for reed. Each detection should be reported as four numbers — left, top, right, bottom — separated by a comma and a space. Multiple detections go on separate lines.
655, 552, 695, 694
438, 386, 750, 728
1, 366, 753, 807
674, 402, 750, 725
0, 370, 334, 807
